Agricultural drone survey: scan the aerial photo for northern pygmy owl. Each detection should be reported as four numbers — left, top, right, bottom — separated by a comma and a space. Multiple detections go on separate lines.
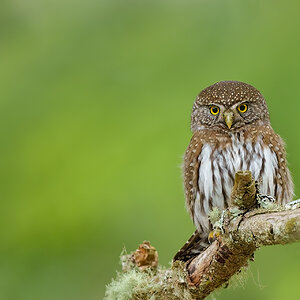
174, 81, 294, 261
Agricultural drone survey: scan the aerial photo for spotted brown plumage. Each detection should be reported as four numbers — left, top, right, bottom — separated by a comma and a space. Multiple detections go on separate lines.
174, 81, 293, 262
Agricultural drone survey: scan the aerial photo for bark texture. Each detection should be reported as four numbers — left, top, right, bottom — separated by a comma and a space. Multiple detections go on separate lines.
186, 207, 300, 299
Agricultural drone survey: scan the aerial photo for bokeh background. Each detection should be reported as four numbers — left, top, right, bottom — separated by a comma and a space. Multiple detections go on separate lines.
1, 0, 300, 299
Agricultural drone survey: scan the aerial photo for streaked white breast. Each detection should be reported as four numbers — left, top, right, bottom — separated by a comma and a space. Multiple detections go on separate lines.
194, 134, 278, 233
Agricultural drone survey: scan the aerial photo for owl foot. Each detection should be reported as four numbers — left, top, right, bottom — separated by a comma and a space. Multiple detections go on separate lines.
208, 229, 222, 244
208, 209, 228, 243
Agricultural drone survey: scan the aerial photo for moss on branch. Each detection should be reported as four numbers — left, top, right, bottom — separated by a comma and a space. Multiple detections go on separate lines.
105, 171, 300, 300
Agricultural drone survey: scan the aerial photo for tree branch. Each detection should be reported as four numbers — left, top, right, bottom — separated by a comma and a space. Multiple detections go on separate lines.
187, 207, 300, 299
104, 171, 300, 300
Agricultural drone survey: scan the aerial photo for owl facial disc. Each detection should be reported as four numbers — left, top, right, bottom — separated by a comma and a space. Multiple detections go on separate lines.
191, 81, 271, 133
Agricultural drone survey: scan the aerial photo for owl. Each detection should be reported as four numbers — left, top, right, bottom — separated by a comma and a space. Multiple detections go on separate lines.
174, 81, 294, 262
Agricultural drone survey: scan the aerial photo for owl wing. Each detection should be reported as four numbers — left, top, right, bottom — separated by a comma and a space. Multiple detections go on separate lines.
183, 131, 205, 227
261, 128, 294, 203
173, 132, 210, 262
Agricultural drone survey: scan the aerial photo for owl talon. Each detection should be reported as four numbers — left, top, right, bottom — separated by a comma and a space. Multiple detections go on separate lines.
208, 229, 222, 244
209, 208, 227, 244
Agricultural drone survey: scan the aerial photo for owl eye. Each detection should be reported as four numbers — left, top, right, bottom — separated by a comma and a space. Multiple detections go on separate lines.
210, 106, 220, 115
238, 103, 248, 113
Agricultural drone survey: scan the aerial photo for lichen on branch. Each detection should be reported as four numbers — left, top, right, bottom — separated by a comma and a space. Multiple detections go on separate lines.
105, 171, 300, 300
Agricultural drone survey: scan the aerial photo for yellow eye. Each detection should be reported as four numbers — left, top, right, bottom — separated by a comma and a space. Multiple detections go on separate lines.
238, 103, 248, 113
210, 106, 220, 115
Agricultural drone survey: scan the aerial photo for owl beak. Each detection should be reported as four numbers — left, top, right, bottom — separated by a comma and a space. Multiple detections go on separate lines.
223, 110, 234, 129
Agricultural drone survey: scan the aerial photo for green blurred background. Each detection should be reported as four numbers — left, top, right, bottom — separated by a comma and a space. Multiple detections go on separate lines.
1, 0, 299, 299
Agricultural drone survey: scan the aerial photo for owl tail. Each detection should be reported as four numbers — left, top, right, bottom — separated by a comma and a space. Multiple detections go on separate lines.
173, 230, 209, 262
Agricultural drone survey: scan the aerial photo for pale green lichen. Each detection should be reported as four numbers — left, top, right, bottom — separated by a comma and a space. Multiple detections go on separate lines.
229, 207, 242, 218
285, 199, 300, 210
104, 258, 193, 300
104, 269, 159, 300
285, 217, 297, 234
226, 265, 249, 288
120, 248, 136, 273
209, 207, 221, 225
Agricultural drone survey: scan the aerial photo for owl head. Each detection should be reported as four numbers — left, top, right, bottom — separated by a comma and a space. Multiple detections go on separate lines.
191, 81, 270, 132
